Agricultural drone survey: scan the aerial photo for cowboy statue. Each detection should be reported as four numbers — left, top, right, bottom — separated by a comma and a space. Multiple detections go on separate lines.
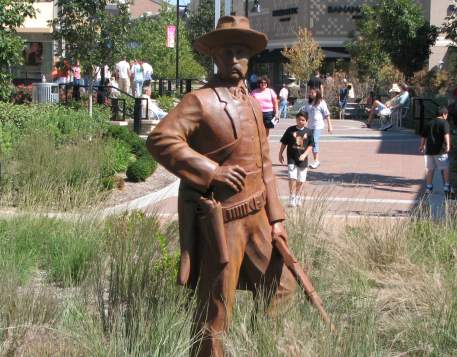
147, 16, 332, 357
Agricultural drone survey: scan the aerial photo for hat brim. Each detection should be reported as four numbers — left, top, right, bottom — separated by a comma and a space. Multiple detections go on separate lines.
193, 28, 268, 57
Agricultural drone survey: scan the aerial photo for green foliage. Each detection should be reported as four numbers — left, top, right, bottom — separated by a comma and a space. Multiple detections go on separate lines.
51, 0, 130, 72
126, 156, 156, 182
347, 0, 438, 79
126, 3, 205, 79
0, 216, 101, 286
282, 27, 325, 83
443, 7, 457, 44
106, 125, 157, 181
156, 95, 175, 112
0, 0, 36, 101
0, 102, 110, 156
103, 139, 134, 175
187, 0, 222, 76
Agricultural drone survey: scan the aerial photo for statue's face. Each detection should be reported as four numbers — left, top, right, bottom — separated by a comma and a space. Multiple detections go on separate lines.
213, 44, 250, 81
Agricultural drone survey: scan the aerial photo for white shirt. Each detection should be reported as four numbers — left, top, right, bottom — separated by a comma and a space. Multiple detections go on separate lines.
279, 87, 289, 101
142, 62, 153, 80
301, 100, 330, 130
116, 60, 130, 79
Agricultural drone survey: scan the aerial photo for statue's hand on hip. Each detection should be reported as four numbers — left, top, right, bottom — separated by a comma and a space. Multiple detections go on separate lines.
211, 165, 247, 193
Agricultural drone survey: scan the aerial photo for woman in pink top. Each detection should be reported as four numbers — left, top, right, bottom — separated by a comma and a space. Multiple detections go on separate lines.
71, 59, 81, 101
251, 76, 279, 136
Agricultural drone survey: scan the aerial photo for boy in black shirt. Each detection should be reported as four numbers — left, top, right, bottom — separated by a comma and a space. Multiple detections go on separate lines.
420, 106, 452, 194
279, 111, 315, 206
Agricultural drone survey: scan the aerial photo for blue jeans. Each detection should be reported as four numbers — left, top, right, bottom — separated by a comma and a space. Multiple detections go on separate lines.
312, 129, 322, 153
279, 99, 288, 118
134, 80, 143, 97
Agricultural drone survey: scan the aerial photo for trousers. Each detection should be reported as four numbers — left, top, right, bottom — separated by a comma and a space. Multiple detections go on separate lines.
190, 207, 297, 357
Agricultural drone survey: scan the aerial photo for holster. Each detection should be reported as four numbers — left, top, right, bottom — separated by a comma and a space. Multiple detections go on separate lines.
197, 196, 230, 266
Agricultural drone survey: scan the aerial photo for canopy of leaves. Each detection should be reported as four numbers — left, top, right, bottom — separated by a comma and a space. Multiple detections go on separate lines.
186, 0, 218, 76
0, 0, 36, 101
126, 3, 205, 79
347, 0, 438, 79
51, 0, 130, 77
281, 27, 324, 83
443, 6, 457, 44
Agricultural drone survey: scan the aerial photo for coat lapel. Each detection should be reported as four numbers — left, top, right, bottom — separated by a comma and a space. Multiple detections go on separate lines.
212, 87, 241, 139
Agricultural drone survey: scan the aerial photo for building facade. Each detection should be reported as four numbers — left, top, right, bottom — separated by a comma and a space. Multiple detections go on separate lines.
190, 0, 454, 85
14, 0, 58, 82
12, 0, 163, 83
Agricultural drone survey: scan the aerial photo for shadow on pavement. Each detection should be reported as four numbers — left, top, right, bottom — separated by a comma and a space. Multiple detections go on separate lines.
276, 168, 422, 190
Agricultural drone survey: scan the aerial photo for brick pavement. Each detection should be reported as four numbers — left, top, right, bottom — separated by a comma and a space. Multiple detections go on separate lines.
145, 119, 426, 217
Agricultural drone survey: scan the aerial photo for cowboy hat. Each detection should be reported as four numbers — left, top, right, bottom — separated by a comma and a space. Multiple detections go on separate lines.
389, 83, 402, 93
193, 16, 268, 56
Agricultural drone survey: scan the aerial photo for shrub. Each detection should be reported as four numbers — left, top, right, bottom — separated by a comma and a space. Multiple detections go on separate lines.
156, 95, 175, 112
126, 157, 156, 182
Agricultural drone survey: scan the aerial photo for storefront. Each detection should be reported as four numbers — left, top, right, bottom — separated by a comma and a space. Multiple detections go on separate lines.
229, 0, 452, 87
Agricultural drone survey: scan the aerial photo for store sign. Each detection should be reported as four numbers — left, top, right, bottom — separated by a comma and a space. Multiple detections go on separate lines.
272, 7, 298, 17
327, 5, 362, 14
166, 25, 176, 48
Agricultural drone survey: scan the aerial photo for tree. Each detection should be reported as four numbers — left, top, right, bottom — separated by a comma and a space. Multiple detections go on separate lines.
126, 3, 205, 79
51, 0, 130, 114
347, 0, 438, 79
443, 6, 457, 44
187, 0, 225, 76
0, 0, 36, 101
281, 27, 324, 84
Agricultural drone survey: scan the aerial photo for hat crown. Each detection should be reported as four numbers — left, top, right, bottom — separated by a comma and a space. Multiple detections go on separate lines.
216, 16, 251, 31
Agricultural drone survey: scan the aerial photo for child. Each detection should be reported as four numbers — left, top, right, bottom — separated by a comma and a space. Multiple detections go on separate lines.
419, 106, 452, 195
279, 111, 315, 207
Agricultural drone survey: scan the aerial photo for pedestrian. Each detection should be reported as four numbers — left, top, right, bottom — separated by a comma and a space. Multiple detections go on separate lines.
250, 75, 279, 136
419, 106, 452, 195
142, 61, 153, 81
307, 70, 324, 97
115, 57, 131, 94
300, 88, 332, 169
131, 60, 144, 97
278, 83, 289, 119
279, 111, 314, 207
337, 80, 349, 119
71, 59, 81, 101
141, 84, 167, 120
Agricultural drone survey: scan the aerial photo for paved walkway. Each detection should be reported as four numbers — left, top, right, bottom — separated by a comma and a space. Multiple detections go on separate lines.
144, 119, 439, 218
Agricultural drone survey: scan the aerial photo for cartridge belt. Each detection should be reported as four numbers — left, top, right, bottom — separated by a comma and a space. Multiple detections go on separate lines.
222, 190, 266, 223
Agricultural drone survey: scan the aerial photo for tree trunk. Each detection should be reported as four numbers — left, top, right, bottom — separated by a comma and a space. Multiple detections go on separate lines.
88, 76, 93, 117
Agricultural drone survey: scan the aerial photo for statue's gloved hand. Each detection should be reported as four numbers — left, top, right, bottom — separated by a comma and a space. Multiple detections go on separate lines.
211, 165, 247, 192
272, 221, 288, 244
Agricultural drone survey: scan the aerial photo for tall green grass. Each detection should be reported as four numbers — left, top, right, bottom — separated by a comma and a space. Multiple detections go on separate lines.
1, 204, 457, 356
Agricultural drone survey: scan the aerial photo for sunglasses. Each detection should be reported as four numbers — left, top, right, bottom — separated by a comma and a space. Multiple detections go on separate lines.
258, 81, 267, 84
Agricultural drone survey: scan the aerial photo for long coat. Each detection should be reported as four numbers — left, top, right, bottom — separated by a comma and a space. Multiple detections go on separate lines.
146, 81, 284, 287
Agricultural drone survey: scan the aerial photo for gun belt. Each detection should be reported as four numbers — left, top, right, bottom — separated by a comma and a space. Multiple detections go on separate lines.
222, 190, 266, 223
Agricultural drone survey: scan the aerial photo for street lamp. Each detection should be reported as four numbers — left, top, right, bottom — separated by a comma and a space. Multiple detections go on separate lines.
176, 0, 189, 96
244, 0, 261, 17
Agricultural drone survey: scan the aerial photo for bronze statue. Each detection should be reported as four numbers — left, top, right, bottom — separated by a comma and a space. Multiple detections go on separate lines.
147, 16, 332, 357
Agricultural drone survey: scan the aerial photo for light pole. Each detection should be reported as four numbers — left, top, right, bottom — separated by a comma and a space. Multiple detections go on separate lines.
176, 0, 189, 96
245, 0, 261, 16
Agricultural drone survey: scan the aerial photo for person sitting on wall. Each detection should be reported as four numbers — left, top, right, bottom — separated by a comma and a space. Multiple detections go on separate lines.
141, 84, 167, 121
366, 83, 409, 129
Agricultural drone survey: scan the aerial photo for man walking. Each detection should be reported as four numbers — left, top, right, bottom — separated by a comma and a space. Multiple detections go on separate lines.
147, 16, 296, 357
420, 106, 452, 195
278, 83, 289, 119
115, 57, 131, 94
